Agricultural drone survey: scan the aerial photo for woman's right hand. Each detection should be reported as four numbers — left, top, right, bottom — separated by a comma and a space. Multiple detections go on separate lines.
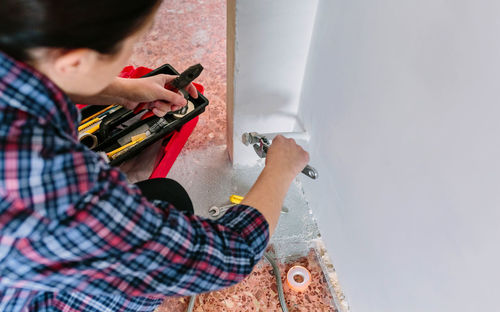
241, 135, 310, 236
265, 135, 310, 181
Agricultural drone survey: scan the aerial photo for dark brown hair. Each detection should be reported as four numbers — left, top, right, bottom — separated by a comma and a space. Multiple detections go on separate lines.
0, 0, 162, 61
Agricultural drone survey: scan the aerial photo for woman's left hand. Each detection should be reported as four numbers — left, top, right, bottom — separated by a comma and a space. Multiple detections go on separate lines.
118, 75, 199, 117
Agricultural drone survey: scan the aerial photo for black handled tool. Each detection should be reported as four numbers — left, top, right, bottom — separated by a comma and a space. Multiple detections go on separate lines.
134, 64, 204, 115
166, 63, 204, 99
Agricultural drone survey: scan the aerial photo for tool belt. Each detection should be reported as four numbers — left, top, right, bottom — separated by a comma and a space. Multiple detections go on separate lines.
77, 64, 208, 169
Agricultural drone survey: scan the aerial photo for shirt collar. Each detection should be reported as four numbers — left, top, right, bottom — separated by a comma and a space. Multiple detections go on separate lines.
0, 51, 79, 138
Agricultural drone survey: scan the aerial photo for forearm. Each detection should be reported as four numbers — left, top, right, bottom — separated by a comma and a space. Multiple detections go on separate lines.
69, 74, 196, 116
69, 77, 132, 106
241, 166, 294, 236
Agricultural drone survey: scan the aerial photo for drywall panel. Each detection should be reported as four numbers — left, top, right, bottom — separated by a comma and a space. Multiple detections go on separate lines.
298, 0, 500, 311
230, 0, 318, 166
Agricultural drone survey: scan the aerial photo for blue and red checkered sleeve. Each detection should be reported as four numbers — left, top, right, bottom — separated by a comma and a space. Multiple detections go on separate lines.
0, 111, 269, 298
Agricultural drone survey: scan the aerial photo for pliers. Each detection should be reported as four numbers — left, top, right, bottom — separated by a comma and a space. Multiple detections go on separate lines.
133, 63, 204, 118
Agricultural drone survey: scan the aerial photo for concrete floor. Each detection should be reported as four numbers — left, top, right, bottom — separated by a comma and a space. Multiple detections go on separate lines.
167, 146, 322, 260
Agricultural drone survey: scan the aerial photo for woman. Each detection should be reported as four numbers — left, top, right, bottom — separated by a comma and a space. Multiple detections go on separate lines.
0, 1, 309, 311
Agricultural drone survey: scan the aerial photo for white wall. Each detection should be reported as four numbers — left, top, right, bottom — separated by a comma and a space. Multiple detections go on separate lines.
298, 0, 500, 311
231, 0, 318, 166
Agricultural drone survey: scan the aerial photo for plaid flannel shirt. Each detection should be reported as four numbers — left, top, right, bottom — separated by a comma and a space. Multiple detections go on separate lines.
0, 51, 269, 311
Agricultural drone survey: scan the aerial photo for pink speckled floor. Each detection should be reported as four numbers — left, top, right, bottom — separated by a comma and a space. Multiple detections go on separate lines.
129, 0, 227, 150
155, 249, 336, 312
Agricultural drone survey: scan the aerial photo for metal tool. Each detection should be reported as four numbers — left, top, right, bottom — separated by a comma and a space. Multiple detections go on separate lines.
208, 203, 237, 218
133, 64, 204, 115
209, 202, 289, 218
106, 133, 146, 159
210, 194, 288, 219
209, 194, 245, 218
242, 132, 319, 180
166, 63, 204, 100
106, 118, 169, 160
